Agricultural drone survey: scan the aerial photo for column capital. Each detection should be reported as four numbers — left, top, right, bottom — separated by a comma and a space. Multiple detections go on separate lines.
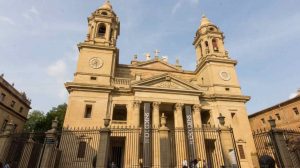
152, 101, 161, 110
175, 103, 184, 111
133, 100, 141, 108
193, 104, 202, 112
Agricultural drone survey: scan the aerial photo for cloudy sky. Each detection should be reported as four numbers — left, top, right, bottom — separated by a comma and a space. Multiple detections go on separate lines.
0, 0, 299, 114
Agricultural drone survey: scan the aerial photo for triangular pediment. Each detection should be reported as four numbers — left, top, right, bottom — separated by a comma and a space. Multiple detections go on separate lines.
135, 60, 180, 71
132, 74, 202, 92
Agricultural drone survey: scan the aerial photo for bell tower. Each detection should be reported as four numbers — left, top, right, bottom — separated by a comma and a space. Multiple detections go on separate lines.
85, 0, 120, 47
193, 15, 227, 65
74, 0, 120, 86
193, 15, 242, 95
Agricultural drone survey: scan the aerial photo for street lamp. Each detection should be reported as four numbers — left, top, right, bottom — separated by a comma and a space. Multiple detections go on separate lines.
217, 113, 225, 126
268, 116, 276, 128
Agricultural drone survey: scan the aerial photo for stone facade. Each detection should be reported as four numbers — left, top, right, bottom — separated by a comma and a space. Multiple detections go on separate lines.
249, 91, 300, 130
0, 74, 31, 132
64, 1, 258, 167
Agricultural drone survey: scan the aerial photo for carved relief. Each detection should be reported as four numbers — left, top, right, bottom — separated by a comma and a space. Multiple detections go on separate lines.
152, 81, 184, 89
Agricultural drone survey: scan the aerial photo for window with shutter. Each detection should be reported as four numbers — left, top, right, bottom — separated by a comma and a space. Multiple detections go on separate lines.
238, 145, 246, 159
77, 141, 87, 158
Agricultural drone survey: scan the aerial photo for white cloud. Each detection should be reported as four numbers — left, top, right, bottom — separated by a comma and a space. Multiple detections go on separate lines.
190, 0, 200, 4
0, 16, 15, 25
47, 60, 67, 78
289, 92, 298, 99
172, 1, 182, 15
172, 0, 199, 15
29, 6, 39, 16
23, 6, 39, 21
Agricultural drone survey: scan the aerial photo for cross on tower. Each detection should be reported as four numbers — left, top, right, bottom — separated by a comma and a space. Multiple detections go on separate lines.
154, 49, 160, 57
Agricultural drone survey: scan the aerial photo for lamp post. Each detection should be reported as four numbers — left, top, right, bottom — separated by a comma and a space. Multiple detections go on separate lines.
218, 113, 225, 126
268, 116, 276, 128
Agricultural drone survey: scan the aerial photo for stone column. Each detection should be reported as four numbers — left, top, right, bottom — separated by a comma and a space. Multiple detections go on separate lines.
217, 114, 238, 168
174, 103, 187, 167
272, 129, 294, 168
159, 113, 171, 168
192, 104, 206, 161
219, 127, 236, 168
96, 119, 111, 168
132, 100, 141, 126
0, 120, 14, 163
152, 102, 161, 128
125, 101, 141, 167
40, 118, 59, 168
18, 133, 35, 168
192, 104, 202, 128
152, 102, 161, 167
174, 103, 184, 128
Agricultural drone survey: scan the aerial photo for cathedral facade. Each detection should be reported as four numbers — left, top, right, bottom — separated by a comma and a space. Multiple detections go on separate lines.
63, 1, 259, 167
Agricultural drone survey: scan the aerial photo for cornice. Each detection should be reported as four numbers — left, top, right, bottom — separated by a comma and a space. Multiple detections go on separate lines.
65, 82, 114, 93
132, 86, 203, 96
249, 95, 300, 118
195, 57, 237, 74
77, 42, 118, 51
117, 64, 194, 74
202, 94, 250, 103
0, 101, 27, 121
0, 79, 31, 108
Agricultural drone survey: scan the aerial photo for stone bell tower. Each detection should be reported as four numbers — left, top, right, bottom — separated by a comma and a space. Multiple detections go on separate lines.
193, 15, 227, 64
64, 1, 120, 128
74, 0, 120, 86
193, 15, 242, 95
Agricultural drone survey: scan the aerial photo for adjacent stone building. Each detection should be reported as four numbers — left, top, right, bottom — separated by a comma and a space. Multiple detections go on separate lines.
63, 1, 259, 167
249, 90, 300, 131
0, 74, 31, 132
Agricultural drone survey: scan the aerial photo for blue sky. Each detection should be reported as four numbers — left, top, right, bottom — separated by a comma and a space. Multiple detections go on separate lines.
0, 0, 299, 114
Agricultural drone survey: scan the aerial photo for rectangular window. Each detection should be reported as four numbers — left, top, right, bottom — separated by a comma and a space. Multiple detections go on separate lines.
201, 110, 211, 125
261, 118, 266, 124
1, 120, 8, 131
112, 105, 127, 121
19, 107, 23, 113
90, 76, 97, 80
275, 113, 281, 120
11, 101, 16, 108
1, 93, 6, 101
238, 145, 246, 159
77, 141, 87, 158
84, 105, 92, 118
293, 107, 299, 115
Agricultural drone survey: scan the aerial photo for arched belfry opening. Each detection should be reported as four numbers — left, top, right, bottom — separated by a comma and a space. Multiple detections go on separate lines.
212, 38, 219, 52
98, 23, 106, 37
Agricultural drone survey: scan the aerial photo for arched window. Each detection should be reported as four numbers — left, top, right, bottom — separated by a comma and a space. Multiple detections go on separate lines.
98, 23, 106, 37
212, 38, 219, 51
205, 41, 208, 47
205, 41, 210, 54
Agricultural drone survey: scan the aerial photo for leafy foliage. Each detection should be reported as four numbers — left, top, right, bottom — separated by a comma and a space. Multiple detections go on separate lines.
24, 103, 67, 132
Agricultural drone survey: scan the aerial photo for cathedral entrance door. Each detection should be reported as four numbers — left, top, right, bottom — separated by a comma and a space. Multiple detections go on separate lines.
109, 137, 125, 168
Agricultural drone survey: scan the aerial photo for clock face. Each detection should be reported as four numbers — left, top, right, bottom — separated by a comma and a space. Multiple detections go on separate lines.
89, 57, 103, 69
219, 71, 231, 81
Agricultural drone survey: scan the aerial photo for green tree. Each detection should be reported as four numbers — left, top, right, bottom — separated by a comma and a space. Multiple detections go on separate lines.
45, 103, 67, 131
24, 103, 67, 132
24, 110, 46, 131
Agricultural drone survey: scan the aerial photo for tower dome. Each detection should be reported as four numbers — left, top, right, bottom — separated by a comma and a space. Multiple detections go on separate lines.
199, 15, 214, 28
100, 0, 112, 10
